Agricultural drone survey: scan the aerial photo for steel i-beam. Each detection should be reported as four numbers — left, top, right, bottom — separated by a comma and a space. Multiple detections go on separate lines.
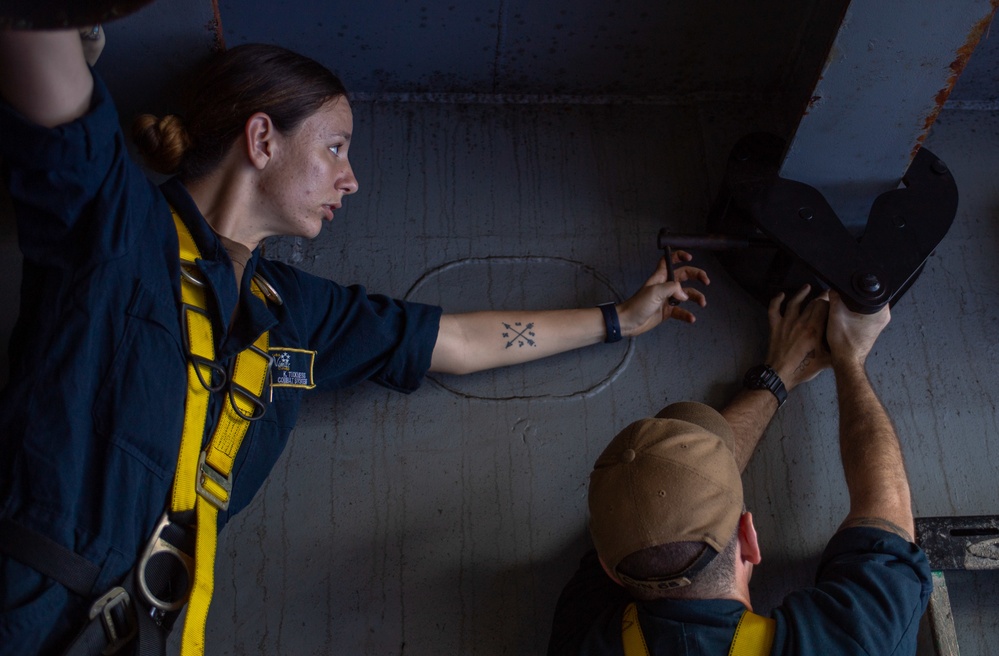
694, 0, 997, 313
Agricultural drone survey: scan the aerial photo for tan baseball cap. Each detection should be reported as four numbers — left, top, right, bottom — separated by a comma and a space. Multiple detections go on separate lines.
588, 402, 743, 589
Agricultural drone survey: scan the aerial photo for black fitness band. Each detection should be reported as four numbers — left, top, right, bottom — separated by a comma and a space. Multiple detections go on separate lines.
597, 302, 622, 343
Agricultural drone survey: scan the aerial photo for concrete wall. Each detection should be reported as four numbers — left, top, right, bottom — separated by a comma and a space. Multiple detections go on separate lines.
1, 1, 997, 653
197, 99, 996, 654
2, 81, 996, 656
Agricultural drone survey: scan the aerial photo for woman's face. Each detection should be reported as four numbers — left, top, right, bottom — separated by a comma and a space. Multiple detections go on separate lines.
257, 96, 359, 239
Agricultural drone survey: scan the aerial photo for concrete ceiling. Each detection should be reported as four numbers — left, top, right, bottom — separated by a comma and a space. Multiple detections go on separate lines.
218, 0, 841, 99
97, 0, 997, 118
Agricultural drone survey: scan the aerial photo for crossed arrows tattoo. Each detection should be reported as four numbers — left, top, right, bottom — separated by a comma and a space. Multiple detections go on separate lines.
502, 322, 536, 348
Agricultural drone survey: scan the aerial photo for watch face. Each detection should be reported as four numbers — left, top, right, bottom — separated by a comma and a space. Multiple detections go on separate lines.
744, 365, 787, 407
745, 365, 773, 388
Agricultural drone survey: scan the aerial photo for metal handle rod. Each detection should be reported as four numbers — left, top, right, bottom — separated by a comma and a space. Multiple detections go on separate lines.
662, 243, 680, 307
657, 229, 773, 252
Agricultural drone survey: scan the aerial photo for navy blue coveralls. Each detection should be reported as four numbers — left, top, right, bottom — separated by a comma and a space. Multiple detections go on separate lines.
0, 74, 442, 655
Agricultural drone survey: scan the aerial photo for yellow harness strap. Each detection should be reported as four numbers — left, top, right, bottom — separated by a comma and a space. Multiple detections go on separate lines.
727, 609, 776, 656
170, 209, 272, 656
621, 602, 776, 656
622, 602, 650, 656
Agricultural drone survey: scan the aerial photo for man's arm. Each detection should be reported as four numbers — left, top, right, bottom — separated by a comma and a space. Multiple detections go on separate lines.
0, 28, 93, 127
722, 285, 830, 470
429, 252, 709, 375
826, 292, 914, 541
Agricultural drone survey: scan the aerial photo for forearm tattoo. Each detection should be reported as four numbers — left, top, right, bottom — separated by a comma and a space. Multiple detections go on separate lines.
843, 516, 914, 543
502, 322, 537, 349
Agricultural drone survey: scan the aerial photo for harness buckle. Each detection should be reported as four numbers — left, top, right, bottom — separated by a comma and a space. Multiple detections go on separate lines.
88, 587, 137, 655
136, 512, 194, 613
196, 451, 233, 511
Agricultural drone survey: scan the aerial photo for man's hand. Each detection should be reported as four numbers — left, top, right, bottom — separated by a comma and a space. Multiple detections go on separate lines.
828, 292, 911, 541
617, 251, 710, 335
826, 290, 890, 369
764, 285, 831, 391
724, 285, 829, 467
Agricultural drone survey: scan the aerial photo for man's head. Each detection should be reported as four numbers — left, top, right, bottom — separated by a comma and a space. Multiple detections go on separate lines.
588, 402, 745, 599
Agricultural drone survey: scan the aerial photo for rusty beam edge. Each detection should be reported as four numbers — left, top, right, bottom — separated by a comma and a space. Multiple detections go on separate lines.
913, 2, 999, 158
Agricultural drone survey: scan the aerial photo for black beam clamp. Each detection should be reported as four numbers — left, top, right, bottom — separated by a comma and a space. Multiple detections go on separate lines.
663, 133, 959, 314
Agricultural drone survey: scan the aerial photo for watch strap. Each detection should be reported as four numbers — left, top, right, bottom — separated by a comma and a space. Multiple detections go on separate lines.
597, 302, 622, 344
743, 364, 787, 408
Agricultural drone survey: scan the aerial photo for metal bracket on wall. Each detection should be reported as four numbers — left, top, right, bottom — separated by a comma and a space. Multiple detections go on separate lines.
661, 133, 958, 314
915, 515, 999, 656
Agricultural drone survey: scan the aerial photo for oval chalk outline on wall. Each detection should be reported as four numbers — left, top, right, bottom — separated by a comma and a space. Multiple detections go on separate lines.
404, 256, 633, 400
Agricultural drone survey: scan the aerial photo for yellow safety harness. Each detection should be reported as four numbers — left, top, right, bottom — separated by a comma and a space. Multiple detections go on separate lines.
622, 601, 775, 656
168, 208, 273, 656
1, 209, 275, 656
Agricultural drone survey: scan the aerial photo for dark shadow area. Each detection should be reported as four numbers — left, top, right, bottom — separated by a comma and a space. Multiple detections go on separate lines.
0, 182, 19, 388
446, 525, 593, 656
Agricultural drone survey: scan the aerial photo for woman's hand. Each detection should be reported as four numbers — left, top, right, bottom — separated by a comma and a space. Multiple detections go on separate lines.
0, 28, 93, 127
616, 251, 710, 336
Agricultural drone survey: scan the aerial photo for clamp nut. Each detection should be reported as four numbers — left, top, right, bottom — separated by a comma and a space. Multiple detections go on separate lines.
853, 272, 883, 297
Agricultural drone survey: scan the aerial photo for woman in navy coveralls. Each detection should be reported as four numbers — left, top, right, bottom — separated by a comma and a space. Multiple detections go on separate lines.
0, 22, 709, 655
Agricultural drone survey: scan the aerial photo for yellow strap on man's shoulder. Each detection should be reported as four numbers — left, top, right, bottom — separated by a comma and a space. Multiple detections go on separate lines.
729, 610, 775, 656
622, 603, 650, 656
621, 602, 775, 656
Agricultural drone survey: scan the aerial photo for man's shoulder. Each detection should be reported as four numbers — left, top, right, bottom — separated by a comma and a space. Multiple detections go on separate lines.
768, 526, 932, 655
818, 525, 927, 569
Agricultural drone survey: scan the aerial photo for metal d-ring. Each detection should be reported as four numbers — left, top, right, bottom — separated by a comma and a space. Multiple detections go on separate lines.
252, 273, 283, 306
179, 261, 206, 288
136, 513, 194, 612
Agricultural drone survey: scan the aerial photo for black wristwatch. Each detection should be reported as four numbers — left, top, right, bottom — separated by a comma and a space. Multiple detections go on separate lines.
743, 364, 787, 408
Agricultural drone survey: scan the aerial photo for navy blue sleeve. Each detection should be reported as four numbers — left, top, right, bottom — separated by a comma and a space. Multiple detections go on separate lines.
259, 261, 442, 393
0, 73, 185, 656
0, 73, 166, 269
772, 527, 932, 655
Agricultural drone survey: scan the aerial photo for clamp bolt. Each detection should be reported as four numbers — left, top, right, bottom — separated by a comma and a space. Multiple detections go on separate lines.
798, 207, 814, 221
854, 273, 882, 296
931, 159, 949, 175
892, 215, 906, 228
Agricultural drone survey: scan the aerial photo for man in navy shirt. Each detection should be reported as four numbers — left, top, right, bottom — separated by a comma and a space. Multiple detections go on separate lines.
548, 288, 932, 655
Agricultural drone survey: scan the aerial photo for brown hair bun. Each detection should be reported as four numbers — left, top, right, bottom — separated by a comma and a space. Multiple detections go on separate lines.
131, 113, 192, 175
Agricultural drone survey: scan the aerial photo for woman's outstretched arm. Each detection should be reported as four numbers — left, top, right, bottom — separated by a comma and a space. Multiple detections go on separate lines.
430, 253, 709, 375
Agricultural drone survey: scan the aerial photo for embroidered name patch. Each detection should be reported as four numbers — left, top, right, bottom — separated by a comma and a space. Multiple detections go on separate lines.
269, 347, 317, 389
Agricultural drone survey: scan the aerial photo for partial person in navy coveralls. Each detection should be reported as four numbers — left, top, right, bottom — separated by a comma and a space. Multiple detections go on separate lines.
0, 21, 710, 656
547, 289, 932, 655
